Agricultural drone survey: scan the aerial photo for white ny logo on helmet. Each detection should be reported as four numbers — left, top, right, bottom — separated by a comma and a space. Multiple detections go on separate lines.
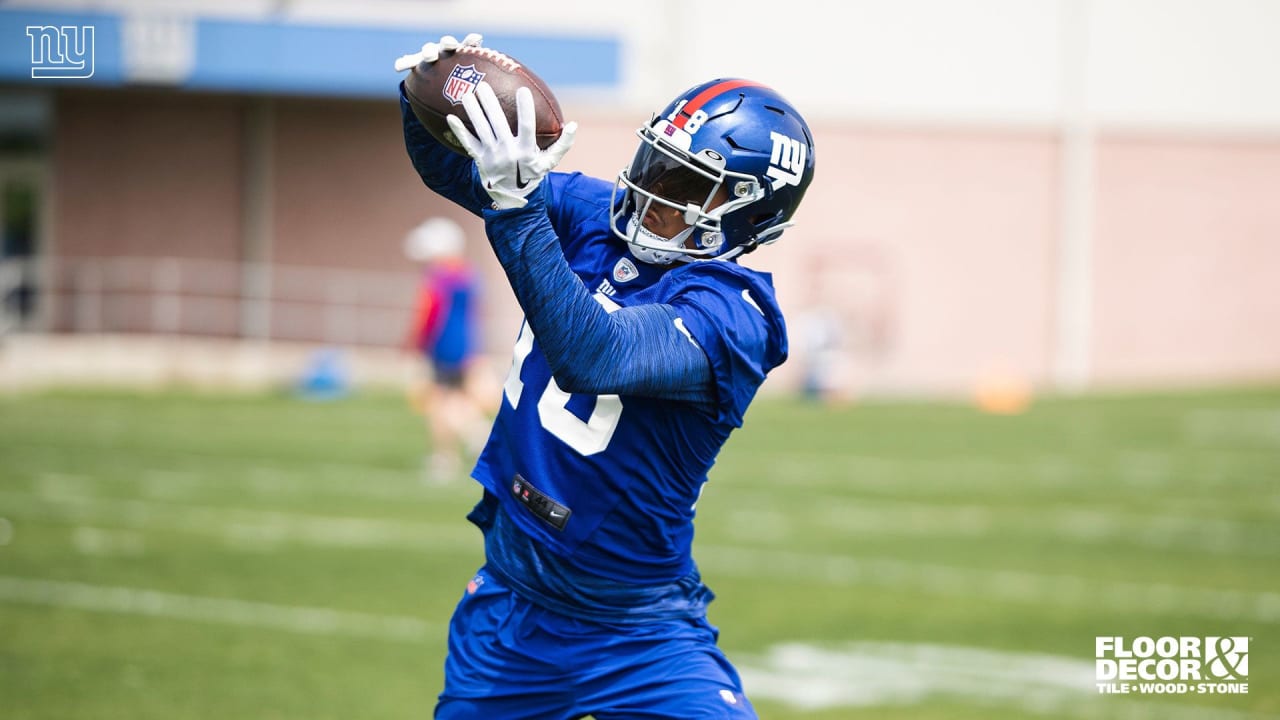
766, 131, 806, 190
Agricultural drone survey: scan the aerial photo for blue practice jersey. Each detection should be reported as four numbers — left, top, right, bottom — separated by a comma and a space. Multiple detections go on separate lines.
402, 89, 788, 623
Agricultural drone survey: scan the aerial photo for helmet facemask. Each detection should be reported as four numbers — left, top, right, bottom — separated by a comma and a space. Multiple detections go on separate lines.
611, 119, 765, 265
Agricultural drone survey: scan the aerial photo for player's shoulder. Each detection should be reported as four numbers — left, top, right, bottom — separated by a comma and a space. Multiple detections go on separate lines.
547, 172, 614, 212
663, 260, 788, 362
664, 260, 789, 421
665, 260, 782, 318
545, 172, 614, 241
542, 172, 617, 263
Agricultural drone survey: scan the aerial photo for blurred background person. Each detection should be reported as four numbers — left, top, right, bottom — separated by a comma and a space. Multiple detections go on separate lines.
797, 301, 850, 407
403, 217, 495, 483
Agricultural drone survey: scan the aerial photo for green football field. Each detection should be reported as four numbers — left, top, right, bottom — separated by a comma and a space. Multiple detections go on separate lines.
1, 385, 1277, 719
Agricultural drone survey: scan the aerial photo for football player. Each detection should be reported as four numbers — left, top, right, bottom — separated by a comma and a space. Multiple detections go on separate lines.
402, 217, 493, 483
396, 33, 815, 719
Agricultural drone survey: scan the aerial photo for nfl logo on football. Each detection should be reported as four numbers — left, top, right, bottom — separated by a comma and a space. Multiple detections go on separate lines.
443, 64, 484, 105
1095, 636, 1249, 695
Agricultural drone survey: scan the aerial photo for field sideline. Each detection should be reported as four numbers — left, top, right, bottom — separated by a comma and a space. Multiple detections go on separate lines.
1, 386, 1277, 718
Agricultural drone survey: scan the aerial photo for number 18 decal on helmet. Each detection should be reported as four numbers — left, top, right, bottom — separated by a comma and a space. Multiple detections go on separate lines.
610, 78, 816, 265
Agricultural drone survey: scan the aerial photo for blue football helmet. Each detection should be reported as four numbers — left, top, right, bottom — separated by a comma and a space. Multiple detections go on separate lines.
611, 79, 816, 264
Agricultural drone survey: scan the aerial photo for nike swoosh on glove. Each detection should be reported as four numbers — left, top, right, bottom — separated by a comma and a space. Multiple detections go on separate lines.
446, 81, 577, 210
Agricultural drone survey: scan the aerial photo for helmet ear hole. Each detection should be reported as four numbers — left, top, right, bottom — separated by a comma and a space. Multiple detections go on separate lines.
750, 210, 783, 230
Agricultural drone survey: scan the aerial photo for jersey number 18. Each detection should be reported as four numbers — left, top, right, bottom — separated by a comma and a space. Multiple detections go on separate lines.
502, 295, 624, 456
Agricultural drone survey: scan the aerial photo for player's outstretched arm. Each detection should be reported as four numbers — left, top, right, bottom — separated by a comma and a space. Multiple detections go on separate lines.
396, 34, 493, 215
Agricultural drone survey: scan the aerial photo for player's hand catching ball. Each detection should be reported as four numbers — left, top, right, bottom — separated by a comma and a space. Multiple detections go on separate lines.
447, 81, 577, 210
394, 33, 482, 71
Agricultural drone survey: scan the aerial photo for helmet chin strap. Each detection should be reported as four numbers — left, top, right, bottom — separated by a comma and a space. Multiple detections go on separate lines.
624, 215, 694, 266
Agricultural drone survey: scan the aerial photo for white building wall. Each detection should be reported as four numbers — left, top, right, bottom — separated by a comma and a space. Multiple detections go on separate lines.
1088, 0, 1280, 129
17, 0, 1280, 128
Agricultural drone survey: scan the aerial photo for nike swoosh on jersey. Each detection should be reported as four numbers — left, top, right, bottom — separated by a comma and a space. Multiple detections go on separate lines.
673, 317, 701, 347
740, 289, 764, 316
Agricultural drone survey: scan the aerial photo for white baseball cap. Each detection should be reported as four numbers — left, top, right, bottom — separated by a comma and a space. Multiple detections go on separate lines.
404, 217, 465, 261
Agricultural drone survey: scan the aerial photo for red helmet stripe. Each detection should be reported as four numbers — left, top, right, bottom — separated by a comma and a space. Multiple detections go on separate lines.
672, 79, 766, 129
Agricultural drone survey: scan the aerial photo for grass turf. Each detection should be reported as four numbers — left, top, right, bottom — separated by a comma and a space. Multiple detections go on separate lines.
1, 385, 1277, 718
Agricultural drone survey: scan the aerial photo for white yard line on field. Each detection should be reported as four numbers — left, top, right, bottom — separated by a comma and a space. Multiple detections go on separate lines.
697, 545, 1280, 624
738, 641, 1276, 719
21, 464, 469, 504
70, 527, 146, 556
0, 490, 476, 552
727, 449, 1277, 492
1183, 408, 1280, 447
136, 466, 474, 503
0, 575, 433, 642
714, 494, 1280, 556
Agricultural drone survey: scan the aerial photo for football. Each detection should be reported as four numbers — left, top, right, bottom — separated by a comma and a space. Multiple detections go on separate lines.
403, 45, 564, 156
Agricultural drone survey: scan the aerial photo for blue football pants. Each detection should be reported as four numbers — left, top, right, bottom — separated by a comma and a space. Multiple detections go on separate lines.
434, 567, 758, 719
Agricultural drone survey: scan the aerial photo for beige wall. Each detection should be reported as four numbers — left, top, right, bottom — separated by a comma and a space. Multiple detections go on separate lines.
779, 124, 1060, 395
1092, 134, 1280, 387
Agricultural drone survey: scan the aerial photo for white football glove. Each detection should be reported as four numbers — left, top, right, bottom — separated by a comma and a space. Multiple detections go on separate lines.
446, 81, 577, 210
393, 32, 482, 72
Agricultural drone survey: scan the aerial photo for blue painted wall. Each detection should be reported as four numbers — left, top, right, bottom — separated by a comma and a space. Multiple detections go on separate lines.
1, 8, 619, 98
